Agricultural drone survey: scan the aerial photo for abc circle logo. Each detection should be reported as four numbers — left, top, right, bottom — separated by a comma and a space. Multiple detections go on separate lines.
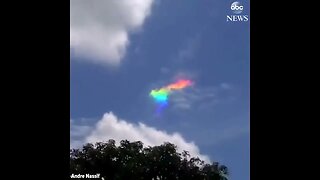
231, 1, 243, 14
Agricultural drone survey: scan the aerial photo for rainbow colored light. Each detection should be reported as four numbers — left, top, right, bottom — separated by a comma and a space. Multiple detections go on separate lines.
150, 79, 193, 111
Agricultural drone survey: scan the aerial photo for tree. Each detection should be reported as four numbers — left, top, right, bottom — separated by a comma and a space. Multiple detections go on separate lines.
70, 139, 229, 180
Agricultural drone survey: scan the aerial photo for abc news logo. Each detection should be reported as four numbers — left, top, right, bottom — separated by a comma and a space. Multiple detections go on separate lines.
231, 2, 243, 12
227, 1, 249, 22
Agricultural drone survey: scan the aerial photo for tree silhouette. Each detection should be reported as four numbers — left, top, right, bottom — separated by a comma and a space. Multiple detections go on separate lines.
70, 139, 228, 180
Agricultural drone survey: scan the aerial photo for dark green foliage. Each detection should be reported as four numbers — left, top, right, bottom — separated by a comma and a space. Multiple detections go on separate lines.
70, 139, 228, 180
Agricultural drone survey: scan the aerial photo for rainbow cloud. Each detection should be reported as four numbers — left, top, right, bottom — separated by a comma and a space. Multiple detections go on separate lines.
150, 79, 193, 112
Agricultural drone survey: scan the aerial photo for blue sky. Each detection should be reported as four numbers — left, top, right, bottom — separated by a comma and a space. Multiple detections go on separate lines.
71, 0, 249, 180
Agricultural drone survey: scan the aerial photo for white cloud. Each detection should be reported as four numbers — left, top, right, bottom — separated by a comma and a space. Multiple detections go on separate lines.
70, 0, 154, 66
70, 119, 94, 148
71, 112, 210, 162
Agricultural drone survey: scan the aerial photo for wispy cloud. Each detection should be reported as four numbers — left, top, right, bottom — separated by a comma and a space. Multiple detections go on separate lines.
160, 67, 170, 74
176, 34, 201, 63
197, 123, 249, 147
170, 82, 233, 111
220, 83, 232, 90
216, 125, 249, 144
160, 34, 201, 74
